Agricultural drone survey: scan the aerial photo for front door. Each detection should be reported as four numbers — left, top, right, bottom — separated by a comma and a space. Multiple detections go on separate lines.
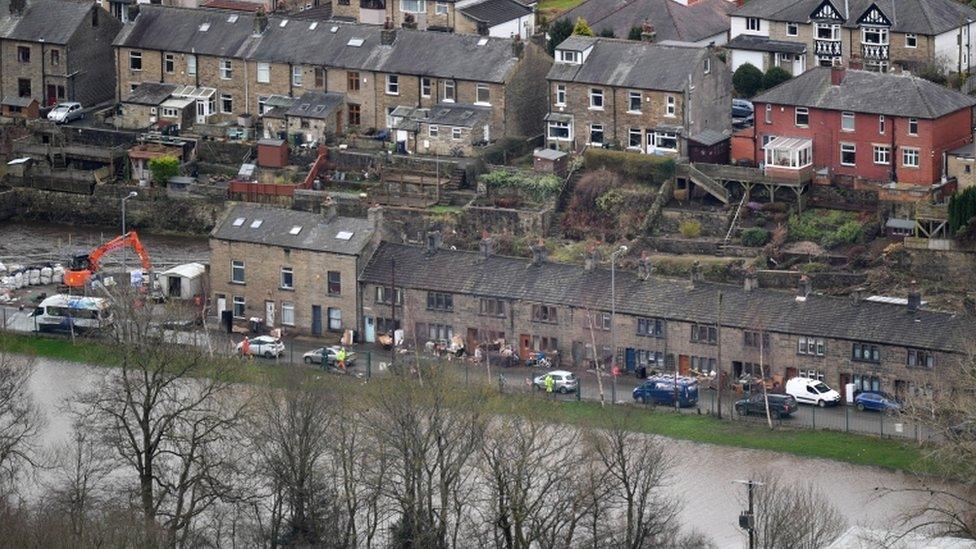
785, 367, 798, 381
265, 301, 275, 327
196, 100, 206, 124
839, 373, 852, 403
311, 305, 322, 336
625, 348, 636, 372
364, 316, 376, 343
216, 295, 226, 318
467, 328, 479, 352
45, 84, 57, 106
678, 355, 690, 376
519, 334, 531, 361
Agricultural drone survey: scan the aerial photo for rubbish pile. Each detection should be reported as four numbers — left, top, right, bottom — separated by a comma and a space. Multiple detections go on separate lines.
0, 261, 66, 302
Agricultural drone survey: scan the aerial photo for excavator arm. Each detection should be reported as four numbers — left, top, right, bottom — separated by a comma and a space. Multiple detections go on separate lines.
65, 231, 153, 287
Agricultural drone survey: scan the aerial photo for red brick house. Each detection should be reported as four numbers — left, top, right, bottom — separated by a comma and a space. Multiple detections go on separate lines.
733, 66, 976, 194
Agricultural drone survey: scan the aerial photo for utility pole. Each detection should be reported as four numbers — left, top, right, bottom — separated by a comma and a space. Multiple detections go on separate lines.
390, 258, 396, 374
759, 323, 772, 429
716, 291, 724, 419
610, 245, 627, 405
735, 479, 761, 549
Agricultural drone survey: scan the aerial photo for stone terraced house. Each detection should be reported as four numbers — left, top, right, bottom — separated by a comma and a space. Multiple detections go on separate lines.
112, 5, 550, 145
359, 239, 974, 400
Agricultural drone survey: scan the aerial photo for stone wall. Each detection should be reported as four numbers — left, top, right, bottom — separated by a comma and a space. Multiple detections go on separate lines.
10, 186, 222, 235
658, 208, 729, 237
753, 269, 867, 290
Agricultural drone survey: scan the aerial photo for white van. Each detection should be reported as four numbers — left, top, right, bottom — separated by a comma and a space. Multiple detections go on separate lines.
31, 294, 113, 332
785, 377, 842, 407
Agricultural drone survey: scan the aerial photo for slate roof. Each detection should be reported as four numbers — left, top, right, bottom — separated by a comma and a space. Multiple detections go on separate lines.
732, 0, 976, 36
560, 0, 733, 44
285, 91, 344, 119
752, 67, 976, 119
727, 34, 806, 54
548, 37, 706, 92
211, 203, 374, 255
426, 103, 491, 128
115, 6, 522, 83
361, 242, 973, 352
0, 0, 94, 45
123, 82, 176, 106
459, 0, 532, 28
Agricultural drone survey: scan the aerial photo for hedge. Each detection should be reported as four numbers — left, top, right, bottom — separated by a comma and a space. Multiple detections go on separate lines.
741, 227, 771, 247
583, 149, 675, 184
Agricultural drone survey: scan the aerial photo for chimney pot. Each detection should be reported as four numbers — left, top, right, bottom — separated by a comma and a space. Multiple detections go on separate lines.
253, 7, 268, 35
796, 274, 811, 301
381, 19, 397, 45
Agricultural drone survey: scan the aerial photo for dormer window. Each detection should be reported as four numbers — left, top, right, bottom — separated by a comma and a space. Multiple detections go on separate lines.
745, 17, 760, 32
556, 49, 581, 64
862, 26, 888, 45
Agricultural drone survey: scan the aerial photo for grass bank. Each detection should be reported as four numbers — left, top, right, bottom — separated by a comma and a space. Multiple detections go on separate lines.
3, 332, 935, 475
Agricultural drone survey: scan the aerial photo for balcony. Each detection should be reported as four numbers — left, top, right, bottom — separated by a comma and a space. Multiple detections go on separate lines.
861, 43, 889, 60
814, 39, 842, 57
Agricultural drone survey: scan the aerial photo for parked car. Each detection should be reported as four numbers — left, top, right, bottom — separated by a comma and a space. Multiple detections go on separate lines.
303, 346, 357, 368
47, 102, 84, 124
854, 391, 901, 412
532, 370, 578, 393
732, 98, 754, 119
632, 375, 699, 407
785, 377, 842, 407
237, 335, 285, 358
735, 393, 798, 419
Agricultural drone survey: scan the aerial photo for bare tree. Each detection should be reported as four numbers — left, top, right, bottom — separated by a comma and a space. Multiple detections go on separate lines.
75, 294, 245, 545
583, 415, 684, 549
750, 470, 845, 549
0, 351, 41, 497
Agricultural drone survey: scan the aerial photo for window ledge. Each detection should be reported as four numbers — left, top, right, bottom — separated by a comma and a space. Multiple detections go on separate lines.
279, 287, 295, 292
229, 280, 246, 285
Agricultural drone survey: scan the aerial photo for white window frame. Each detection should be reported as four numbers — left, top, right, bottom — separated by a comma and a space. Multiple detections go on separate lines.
429, 124, 438, 137
746, 17, 760, 31
187, 54, 197, 75
421, 77, 432, 98
908, 117, 918, 135
795, 107, 809, 126
840, 142, 856, 166
220, 93, 233, 114
628, 128, 641, 149
906, 33, 917, 48
281, 301, 295, 326
841, 111, 855, 132
861, 26, 889, 46
653, 131, 678, 152
232, 296, 245, 318
443, 79, 455, 102
219, 59, 233, 80
787, 22, 798, 36
256, 62, 270, 84
589, 88, 604, 110
164, 53, 175, 74
589, 123, 604, 146
452, 127, 462, 140
555, 84, 566, 106
475, 83, 490, 105
386, 74, 399, 95
703, 57, 711, 74
280, 266, 294, 290
628, 90, 641, 113
665, 94, 676, 117
873, 145, 890, 165
878, 114, 885, 134
764, 104, 772, 124
231, 260, 245, 283
902, 147, 920, 168
547, 121, 571, 141
435, 1, 448, 14
292, 65, 303, 87
129, 50, 142, 71
400, 0, 425, 13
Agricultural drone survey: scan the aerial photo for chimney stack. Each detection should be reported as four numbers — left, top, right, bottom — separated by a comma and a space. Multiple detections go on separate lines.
425, 230, 442, 255
848, 54, 863, 71
381, 18, 396, 45
688, 260, 702, 288
367, 202, 384, 229
640, 21, 656, 43
584, 244, 599, 271
512, 34, 525, 58
637, 250, 651, 280
796, 274, 811, 301
830, 65, 846, 85
479, 230, 494, 258
530, 239, 548, 265
322, 196, 337, 223
743, 267, 758, 292
253, 7, 268, 35
907, 280, 921, 314
964, 295, 976, 316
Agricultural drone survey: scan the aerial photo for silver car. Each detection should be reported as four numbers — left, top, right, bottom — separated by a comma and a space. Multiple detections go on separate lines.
532, 370, 579, 394
47, 102, 83, 124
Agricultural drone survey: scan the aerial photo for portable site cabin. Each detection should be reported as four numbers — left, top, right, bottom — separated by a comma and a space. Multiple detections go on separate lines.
159, 262, 206, 300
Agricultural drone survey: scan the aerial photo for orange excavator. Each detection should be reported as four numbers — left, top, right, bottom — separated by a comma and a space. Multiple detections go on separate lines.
64, 231, 153, 288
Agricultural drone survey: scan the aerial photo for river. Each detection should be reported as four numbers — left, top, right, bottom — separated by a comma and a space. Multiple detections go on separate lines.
0, 220, 209, 269
24, 357, 959, 548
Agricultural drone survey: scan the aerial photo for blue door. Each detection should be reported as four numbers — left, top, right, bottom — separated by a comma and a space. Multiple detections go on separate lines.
364, 316, 376, 343
625, 348, 636, 372
311, 305, 322, 336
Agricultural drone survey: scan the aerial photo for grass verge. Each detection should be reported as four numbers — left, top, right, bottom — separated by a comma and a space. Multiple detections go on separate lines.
3, 332, 935, 475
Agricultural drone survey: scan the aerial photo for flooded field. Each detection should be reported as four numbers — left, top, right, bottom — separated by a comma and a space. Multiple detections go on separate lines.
0, 220, 209, 269
25, 357, 960, 548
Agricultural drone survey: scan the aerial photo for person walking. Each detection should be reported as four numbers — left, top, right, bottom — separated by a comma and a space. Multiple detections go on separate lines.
241, 338, 251, 361
544, 373, 555, 399
336, 346, 347, 371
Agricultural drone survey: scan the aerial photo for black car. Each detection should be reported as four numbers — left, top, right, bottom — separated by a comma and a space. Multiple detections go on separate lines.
735, 393, 798, 419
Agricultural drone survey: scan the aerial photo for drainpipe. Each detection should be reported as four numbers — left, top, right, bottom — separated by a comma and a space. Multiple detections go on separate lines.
40, 42, 46, 105
890, 117, 897, 183
244, 58, 250, 115
611, 85, 617, 146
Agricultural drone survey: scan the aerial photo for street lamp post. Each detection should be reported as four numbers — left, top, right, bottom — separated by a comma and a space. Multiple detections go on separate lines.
610, 245, 628, 405
121, 191, 137, 286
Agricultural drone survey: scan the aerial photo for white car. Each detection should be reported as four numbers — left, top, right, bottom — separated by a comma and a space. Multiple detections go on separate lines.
237, 335, 285, 358
785, 377, 842, 407
302, 346, 356, 367
47, 102, 83, 124
532, 370, 579, 394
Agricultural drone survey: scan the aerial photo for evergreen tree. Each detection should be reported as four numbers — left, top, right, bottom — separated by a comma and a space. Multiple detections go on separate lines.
547, 18, 574, 55
628, 26, 643, 41
762, 66, 792, 90
733, 63, 764, 97
572, 17, 595, 37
